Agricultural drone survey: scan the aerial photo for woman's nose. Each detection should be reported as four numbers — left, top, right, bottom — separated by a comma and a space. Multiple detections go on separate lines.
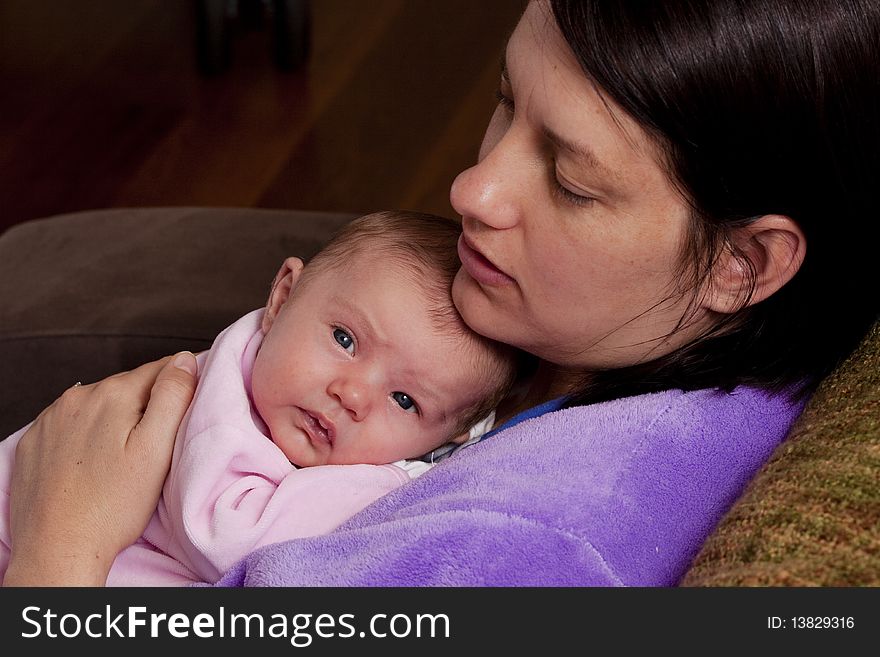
450, 123, 522, 230
327, 376, 371, 421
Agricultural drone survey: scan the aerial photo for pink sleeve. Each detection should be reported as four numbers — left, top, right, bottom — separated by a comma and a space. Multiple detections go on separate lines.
150, 423, 410, 582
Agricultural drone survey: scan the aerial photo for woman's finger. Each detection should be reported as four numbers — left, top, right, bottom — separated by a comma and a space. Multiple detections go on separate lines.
128, 352, 199, 468
100, 354, 177, 414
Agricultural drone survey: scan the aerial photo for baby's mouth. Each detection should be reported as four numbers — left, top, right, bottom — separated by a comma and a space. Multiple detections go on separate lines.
300, 409, 334, 445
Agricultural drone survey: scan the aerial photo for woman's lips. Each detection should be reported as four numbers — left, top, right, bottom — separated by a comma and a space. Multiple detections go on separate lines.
457, 234, 515, 287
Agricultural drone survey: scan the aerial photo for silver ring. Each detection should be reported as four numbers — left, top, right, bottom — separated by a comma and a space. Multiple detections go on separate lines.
73, 381, 82, 387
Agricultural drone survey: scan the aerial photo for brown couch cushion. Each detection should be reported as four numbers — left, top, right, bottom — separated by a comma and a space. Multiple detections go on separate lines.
0, 207, 355, 437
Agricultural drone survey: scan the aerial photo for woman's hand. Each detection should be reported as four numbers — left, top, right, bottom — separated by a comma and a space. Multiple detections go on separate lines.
3, 352, 198, 586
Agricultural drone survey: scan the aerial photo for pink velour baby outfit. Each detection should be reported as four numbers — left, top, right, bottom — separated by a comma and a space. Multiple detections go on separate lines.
0, 309, 414, 585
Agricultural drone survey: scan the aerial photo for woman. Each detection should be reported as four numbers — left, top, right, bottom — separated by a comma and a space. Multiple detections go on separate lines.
5, 0, 878, 586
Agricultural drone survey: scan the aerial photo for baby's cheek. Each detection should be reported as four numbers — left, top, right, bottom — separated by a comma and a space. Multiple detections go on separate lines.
249, 361, 273, 420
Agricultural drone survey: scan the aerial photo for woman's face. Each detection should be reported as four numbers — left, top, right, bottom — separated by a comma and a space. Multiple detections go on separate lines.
451, 0, 713, 370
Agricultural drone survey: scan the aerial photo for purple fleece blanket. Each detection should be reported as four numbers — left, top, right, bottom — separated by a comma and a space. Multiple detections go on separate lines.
214, 386, 802, 586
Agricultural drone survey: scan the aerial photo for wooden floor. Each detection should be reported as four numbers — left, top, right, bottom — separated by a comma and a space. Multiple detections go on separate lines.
0, 0, 525, 235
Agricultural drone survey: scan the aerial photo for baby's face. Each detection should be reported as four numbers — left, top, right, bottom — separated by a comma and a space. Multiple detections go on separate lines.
251, 258, 487, 466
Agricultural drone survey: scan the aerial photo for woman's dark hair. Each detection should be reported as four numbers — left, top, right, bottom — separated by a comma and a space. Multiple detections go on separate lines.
549, 0, 879, 405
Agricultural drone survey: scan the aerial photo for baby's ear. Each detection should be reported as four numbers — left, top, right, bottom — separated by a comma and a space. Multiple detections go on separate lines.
262, 257, 305, 334
449, 431, 470, 445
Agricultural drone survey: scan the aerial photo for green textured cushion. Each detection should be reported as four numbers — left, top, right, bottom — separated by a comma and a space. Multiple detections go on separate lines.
682, 320, 880, 586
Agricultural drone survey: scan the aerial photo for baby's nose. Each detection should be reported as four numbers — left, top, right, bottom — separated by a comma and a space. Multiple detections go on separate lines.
328, 377, 371, 420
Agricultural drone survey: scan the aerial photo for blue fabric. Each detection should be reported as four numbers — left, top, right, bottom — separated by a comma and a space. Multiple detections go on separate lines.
478, 396, 567, 442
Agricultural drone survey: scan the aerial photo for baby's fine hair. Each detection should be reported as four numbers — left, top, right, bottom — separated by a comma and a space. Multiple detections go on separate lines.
302, 210, 518, 440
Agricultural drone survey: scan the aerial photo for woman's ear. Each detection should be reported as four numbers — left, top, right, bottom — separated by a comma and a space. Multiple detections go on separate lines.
703, 215, 806, 314
261, 257, 305, 334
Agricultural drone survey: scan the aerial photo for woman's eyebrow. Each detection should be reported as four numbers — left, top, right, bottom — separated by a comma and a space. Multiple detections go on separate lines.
501, 50, 622, 189
546, 125, 627, 201
541, 124, 615, 180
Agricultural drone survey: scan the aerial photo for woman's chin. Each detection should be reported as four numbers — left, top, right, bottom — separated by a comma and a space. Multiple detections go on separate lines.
452, 269, 521, 346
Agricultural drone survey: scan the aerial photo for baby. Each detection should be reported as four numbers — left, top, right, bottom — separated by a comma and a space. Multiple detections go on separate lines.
0, 211, 517, 585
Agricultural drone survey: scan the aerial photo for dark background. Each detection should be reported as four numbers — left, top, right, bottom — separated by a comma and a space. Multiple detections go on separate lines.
0, 0, 525, 235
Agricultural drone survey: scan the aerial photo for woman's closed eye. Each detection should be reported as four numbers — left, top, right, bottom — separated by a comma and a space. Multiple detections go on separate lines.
550, 164, 597, 208
495, 88, 515, 112
551, 173, 596, 207
391, 391, 419, 415
333, 327, 355, 354
495, 85, 594, 208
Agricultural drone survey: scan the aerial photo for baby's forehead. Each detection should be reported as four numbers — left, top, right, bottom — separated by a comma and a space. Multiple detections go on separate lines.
307, 250, 460, 331
308, 246, 447, 302
312, 239, 422, 272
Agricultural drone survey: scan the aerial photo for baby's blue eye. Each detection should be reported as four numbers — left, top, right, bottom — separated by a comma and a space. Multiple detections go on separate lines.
392, 391, 418, 414
333, 328, 354, 353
